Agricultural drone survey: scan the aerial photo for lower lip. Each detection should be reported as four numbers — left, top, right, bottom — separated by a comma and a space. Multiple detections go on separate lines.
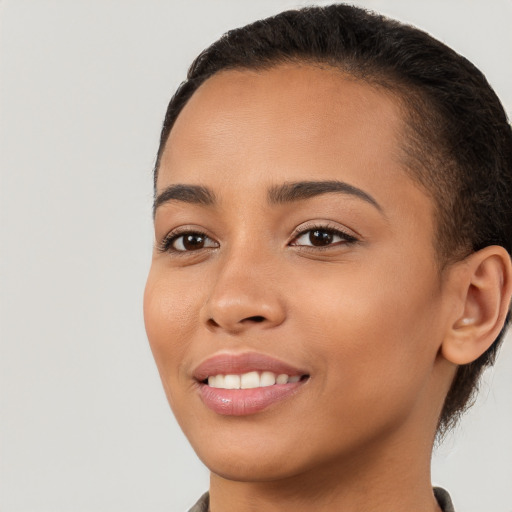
198, 381, 306, 416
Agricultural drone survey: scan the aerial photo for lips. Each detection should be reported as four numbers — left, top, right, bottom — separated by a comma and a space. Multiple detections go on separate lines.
193, 352, 310, 416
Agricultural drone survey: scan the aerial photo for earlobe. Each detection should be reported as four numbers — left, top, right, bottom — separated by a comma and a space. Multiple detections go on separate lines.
442, 246, 512, 366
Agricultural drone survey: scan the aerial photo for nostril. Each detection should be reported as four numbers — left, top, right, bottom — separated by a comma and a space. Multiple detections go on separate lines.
247, 315, 265, 323
207, 315, 265, 327
205, 315, 268, 331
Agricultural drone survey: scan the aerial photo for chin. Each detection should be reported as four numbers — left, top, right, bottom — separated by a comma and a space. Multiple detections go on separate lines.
186, 427, 310, 482
207, 460, 285, 482
201, 450, 304, 483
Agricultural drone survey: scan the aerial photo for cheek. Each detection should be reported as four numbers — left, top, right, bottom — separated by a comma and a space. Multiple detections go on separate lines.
292, 254, 443, 406
143, 267, 199, 397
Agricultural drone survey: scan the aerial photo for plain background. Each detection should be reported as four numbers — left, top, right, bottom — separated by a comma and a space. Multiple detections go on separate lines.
1, 1, 511, 511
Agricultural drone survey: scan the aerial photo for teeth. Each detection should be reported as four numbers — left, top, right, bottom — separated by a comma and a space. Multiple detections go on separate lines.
260, 371, 276, 387
276, 374, 288, 385
224, 374, 241, 389
206, 371, 302, 389
240, 371, 260, 389
208, 375, 225, 388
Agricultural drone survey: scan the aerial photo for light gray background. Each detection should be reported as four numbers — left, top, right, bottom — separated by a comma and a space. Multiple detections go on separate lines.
1, 1, 511, 511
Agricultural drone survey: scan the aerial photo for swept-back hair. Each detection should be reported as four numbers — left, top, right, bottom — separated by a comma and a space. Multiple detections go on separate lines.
154, 4, 512, 434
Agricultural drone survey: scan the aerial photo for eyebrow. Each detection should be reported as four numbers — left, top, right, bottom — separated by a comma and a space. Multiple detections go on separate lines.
153, 180, 382, 216
153, 184, 216, 217
268, 180, 382, 211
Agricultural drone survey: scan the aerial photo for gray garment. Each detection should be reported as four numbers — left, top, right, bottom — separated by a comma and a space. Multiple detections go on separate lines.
434, 487, 455, 512
188, 487, 455, 512
188, 492, 209, 512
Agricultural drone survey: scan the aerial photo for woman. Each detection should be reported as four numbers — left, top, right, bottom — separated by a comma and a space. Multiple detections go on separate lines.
143, 4, 512, 511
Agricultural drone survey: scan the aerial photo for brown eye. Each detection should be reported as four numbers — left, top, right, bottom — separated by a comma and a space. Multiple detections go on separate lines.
168, 232, 218, 252
309, 229, 334, 246
292, 226, 357, 248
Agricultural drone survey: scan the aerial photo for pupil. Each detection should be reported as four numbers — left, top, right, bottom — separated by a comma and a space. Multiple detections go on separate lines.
183, 234, 204, 250
310, 230, 333, 246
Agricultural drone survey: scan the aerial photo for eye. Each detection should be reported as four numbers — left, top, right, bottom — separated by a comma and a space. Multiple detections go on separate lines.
159, 231, 219, 253
290, 226, 357, 248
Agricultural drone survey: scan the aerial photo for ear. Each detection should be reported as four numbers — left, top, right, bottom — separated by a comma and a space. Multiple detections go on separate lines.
441, 246, 512, 365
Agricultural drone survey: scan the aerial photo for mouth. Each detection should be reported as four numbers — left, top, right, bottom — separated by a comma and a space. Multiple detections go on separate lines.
193, 352, 310, 416
203, 371, 308, 389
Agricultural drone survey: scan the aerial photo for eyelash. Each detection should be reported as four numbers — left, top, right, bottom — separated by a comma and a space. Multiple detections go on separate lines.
156, 229, 217, 254
290, 223, 358, 250
157, 224, 358, 255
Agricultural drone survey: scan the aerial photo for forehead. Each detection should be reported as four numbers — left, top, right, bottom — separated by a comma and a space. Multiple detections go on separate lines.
160, 64, 406, 189
157, 64, 432, 227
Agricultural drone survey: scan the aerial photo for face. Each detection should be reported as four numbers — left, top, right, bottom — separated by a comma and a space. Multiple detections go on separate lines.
144, 64, 453, 483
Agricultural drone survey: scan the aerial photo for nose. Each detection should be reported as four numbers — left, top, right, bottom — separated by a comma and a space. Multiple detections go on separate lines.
200, 250, 286, 334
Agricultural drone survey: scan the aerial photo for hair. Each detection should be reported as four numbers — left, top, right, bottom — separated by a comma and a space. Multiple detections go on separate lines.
154, 4, 512, 434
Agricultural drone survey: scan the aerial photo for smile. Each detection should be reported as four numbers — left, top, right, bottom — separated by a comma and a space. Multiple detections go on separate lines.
207, 371, 302, 389
193, 352, 310, 415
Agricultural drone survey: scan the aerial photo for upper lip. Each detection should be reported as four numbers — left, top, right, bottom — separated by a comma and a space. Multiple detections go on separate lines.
193, 351, 309, 382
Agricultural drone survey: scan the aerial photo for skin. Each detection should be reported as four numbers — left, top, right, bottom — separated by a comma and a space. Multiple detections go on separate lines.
144, 64, 511, 511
